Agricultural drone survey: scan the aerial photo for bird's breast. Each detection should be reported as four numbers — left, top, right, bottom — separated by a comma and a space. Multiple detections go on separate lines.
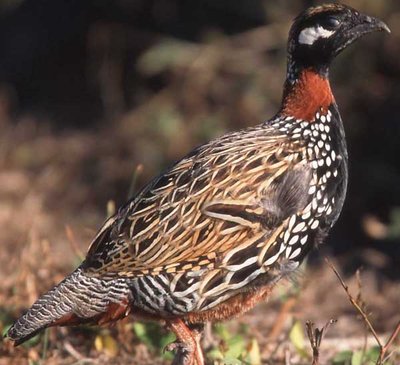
280, 69, 334, 121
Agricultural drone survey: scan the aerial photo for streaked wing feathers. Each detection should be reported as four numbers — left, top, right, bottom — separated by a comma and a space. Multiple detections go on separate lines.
83, 125, 310, 278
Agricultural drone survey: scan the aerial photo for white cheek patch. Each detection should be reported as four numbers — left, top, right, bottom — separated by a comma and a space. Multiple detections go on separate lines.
298, 26, 335, 45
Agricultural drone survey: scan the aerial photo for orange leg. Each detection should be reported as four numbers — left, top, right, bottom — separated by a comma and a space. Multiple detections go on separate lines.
165, 319, 204, 365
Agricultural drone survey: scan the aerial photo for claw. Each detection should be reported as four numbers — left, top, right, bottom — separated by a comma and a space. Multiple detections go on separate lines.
164, 340, 196, 365
164, 340, 193, 354
165, 319, 205, 365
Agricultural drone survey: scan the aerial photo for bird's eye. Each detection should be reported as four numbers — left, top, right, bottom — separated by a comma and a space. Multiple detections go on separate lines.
320, 16, 341, 30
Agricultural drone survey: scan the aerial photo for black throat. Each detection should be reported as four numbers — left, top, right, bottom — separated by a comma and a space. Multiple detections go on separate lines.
286, 38, 331, 84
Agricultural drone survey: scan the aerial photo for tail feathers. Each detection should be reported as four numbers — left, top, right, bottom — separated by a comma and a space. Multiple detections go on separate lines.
6, 268, 131, 345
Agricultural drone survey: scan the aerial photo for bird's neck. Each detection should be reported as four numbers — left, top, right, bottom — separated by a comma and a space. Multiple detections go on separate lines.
286, 45, 331, 83
279, 68, 335, 121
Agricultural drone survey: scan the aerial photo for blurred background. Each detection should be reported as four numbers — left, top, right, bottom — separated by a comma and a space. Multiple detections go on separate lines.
0, 0, 399, 364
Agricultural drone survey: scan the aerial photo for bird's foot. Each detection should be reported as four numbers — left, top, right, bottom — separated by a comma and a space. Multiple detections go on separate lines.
164, 340, 195, 365
165, 319, 204, 365
164, 340, 193, 354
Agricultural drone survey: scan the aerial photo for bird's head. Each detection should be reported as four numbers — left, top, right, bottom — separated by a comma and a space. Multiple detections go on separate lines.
287, 3, 390, 79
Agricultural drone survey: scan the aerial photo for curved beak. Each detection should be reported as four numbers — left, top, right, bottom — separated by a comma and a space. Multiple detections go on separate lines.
353, 14, 391, 36
332, 13, 390, 57
375, 19, 391, 34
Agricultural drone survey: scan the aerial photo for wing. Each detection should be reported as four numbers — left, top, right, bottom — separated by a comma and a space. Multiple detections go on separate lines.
82, 125, 311, 279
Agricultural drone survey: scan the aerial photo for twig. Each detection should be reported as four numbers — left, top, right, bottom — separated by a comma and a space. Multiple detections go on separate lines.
355, 268, 365, 312
378, 320, 400, 364
63, 339, 95, 364
268, 297, 297, 340
325, 258, 382, 347
65, 225, 85, 260
325, 258, 400, 365
284, 345, 292, 365
266, 334, 290, 365
106, 199, 116, 217
41, 328, 49, 362
356, 268, 369, 364
305, 319, 337, 365
127, 163, 144, 199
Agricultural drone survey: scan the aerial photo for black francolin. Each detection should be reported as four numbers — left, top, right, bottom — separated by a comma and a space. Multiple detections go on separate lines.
7, 4, 389, 365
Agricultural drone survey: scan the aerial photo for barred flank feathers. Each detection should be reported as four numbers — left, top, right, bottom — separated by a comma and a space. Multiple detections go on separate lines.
6, 268, 130, 345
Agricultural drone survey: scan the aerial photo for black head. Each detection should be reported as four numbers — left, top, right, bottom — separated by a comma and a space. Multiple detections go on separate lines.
287, 4, 390, 79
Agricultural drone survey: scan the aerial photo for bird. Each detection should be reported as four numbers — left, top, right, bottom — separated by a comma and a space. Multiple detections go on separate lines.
6, 4, 389, 365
